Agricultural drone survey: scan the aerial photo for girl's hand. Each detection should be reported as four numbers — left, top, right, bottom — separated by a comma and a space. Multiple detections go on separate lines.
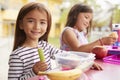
90, 62, 103, 70
101, 37, 117, 45
32, 61, 48, 75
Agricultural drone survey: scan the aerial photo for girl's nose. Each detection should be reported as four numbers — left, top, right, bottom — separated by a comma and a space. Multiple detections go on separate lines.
86, 20, 90, 26
35, 22, 41, 29
85, 21, 89, 26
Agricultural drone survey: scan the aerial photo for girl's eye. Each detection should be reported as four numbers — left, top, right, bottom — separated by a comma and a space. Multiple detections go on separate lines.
85, 16, 89, 19
28, 20, 34, 22
40, 21, 47, 25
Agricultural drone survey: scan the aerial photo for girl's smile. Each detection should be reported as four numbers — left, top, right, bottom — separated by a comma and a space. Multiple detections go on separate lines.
75, 13, 93, 31
20, 9, 48, 41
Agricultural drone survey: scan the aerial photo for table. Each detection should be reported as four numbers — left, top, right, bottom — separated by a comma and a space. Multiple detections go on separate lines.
28, 59, 120, 80
86, 59, 120, 80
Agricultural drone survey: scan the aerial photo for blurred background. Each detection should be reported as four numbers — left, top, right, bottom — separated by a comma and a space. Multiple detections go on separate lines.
0, 0, 120, 80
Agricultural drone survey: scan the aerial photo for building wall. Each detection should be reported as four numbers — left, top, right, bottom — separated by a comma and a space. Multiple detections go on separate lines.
0, 0, 63, 38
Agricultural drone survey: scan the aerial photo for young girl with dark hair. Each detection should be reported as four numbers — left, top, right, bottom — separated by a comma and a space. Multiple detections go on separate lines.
60, 3, 117, 52
8, 2, 63, 80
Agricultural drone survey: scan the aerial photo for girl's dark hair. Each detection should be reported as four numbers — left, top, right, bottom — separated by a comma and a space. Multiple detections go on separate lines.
65, 3, 93, 34
13, 2, 51, 51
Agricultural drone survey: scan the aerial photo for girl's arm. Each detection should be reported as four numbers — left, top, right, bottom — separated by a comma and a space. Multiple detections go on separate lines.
61, 29, 99, 52
8, 53, 36, 80
42, 41, 64, 58
62, 29, 116, 53
49, 44, 63, 58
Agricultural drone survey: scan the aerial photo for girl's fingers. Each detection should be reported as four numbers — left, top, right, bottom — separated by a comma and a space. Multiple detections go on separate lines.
39, 66, 47, 71
94, 64, 103, 70
37, 61, 48, 71
91, 63, 103, 70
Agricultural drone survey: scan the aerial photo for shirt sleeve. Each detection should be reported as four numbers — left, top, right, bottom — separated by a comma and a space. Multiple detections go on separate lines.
8, 53, 36, 80
47, 42, 66, 59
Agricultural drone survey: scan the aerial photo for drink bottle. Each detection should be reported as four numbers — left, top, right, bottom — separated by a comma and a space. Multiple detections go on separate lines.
112, 24, 120, 47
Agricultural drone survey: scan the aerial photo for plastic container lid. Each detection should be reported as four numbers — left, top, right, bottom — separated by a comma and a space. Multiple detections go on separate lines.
55, 52, 81, 68
107, 46, 120, 55
103, 54, 120, 65
55, 51, 95, 71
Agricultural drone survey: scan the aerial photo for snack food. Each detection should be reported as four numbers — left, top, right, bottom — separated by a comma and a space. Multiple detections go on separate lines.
38, 67, 82, 80
38, 48, 45, 61
92, 46, 108, 59
109, 32, 118, 39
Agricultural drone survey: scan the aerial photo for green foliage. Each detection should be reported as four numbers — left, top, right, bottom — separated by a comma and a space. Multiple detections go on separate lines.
92, 20, 109, 28
113, 7, 120, 23
58, 0, 120, 29
58, 9, 69, 25
48, 37, 60, 48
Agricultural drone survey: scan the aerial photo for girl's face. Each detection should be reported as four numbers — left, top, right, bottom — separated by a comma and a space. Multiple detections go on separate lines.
74, 12, 93, 32
20, 9, 47, 41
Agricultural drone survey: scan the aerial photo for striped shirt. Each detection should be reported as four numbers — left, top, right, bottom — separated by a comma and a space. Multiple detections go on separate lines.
8, 40, 63, 80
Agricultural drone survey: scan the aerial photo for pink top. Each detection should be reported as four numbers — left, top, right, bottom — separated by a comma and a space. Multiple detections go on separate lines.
60, 27, 91, 80
60, 27, 88, 51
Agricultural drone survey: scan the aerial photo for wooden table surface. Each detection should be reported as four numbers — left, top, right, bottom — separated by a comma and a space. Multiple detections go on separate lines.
85, 59, 120, 80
